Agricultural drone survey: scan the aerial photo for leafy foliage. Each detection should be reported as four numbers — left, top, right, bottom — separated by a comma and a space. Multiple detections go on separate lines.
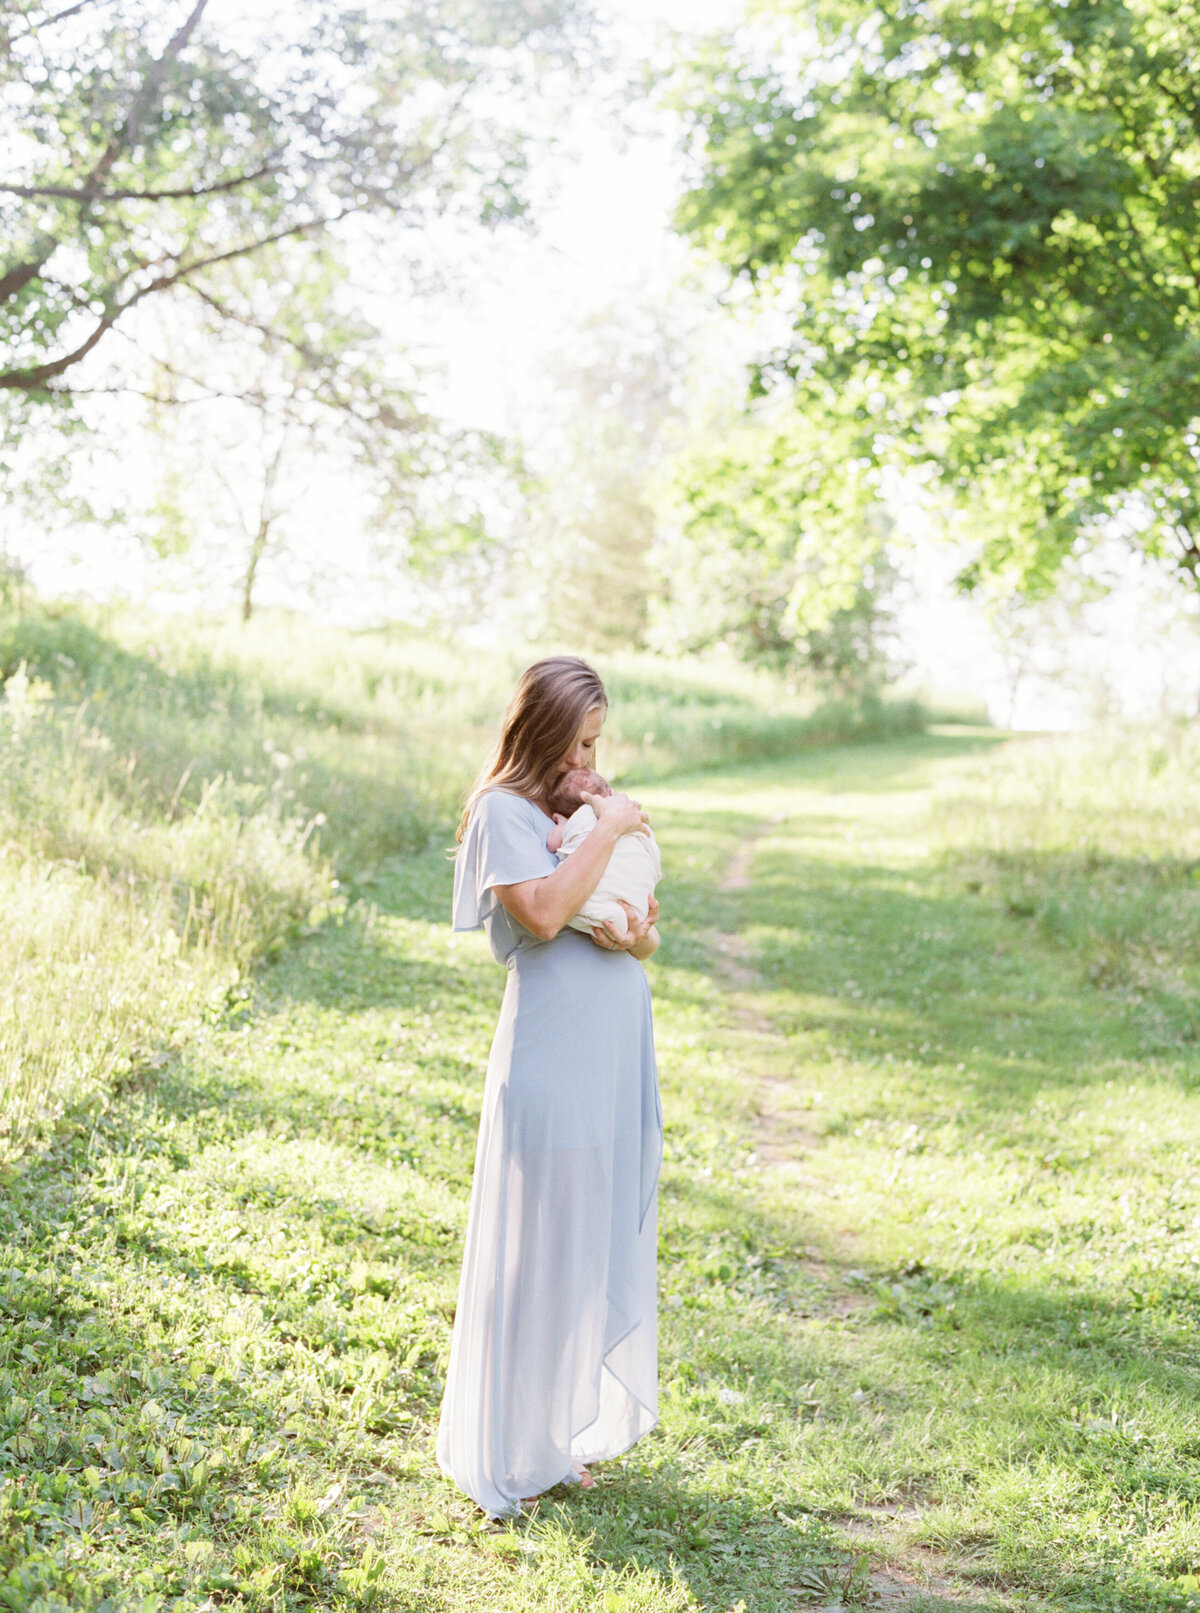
0, 1, 579, 600
0, 0, 584, 403
675, 0, 1200, 594
514, 303, 686, 649
656, 409, 900, 687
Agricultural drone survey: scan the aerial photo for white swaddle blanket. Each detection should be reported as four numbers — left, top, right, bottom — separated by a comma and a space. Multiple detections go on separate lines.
556, 804, 662, 938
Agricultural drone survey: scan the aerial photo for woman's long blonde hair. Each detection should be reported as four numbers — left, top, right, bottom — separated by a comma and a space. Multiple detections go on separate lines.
456, 656, 607, 842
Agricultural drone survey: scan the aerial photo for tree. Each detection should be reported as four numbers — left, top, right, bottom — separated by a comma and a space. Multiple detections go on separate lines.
1, 0, 586, 408
674, 0, 1200, 596
117, 246, 512, 621
513, 302, 686, 648
654, 407, 899, 687
0, 0, 585, 601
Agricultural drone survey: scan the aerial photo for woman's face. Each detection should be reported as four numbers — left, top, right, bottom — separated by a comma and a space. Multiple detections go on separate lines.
561, 704, 604, 773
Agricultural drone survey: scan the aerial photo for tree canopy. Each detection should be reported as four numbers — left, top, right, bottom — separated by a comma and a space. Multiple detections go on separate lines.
657, 406, 897, 685
676, 0, 1200, 595
1, 0, 584, 407
0, 0, 584, 607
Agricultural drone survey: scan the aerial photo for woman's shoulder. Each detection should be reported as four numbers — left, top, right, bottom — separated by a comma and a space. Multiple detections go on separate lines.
475, 786, 535, 810
468, 788, 542, 828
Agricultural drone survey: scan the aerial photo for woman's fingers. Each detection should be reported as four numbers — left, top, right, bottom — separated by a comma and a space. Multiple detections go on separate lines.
616, 901, 651, 948
591, 908, 638, 951
585, 790, 651, 837
590, 900, 656, 952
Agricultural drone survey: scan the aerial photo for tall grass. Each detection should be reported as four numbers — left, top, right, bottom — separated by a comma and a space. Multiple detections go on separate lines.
0, 603, 928, 869
0, 596, 928, 1155
933, 721, 1200, 1044
598, 651, 927, 781
0, 656, 331, 1155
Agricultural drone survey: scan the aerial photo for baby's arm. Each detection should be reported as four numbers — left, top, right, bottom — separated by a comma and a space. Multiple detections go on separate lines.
546, 814, 567, 855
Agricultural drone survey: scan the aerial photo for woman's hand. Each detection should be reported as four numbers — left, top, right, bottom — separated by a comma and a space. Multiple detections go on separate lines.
494, 795, 650, 945
591, 894, 660, 958
582, 789, 648, 838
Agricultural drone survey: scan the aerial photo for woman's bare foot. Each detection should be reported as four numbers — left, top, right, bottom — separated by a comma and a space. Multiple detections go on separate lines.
520, 1464, 593, 1508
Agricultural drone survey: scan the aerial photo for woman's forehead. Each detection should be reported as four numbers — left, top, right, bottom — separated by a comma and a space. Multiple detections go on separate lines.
579, 706, 604, 739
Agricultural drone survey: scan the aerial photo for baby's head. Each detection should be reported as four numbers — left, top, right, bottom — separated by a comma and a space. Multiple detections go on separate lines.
547, 766, 611, 818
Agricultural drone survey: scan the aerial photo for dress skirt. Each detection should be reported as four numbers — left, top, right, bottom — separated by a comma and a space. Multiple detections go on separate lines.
436, 927, 662, 1519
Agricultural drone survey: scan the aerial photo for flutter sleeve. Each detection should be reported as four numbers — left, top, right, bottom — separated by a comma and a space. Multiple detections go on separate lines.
452, 791, 550, 933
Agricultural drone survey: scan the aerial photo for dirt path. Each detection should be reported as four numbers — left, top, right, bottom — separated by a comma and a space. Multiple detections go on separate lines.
713, 820, 815, 1168
711, 824, 1014, 1613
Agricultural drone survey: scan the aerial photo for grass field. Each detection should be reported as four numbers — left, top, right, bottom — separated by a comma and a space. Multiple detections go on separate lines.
0, 599, 924, 1158
2, 606, 1200, 1613
4, 663, 1200, 1611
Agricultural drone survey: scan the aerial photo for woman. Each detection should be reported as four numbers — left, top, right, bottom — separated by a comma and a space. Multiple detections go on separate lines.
436, 656, 662, 1519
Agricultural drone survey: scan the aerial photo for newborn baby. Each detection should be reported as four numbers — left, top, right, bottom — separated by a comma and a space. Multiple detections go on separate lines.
545, 766, 662, 939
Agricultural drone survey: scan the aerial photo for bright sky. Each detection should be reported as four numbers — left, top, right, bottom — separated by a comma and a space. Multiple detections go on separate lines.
15, 0, 1200, 728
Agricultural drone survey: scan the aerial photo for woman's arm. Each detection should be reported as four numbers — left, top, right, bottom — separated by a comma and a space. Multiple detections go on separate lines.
492, 792, 648, 941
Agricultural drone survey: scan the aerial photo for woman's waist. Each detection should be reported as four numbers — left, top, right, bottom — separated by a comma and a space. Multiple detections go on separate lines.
505, 926, 643, 976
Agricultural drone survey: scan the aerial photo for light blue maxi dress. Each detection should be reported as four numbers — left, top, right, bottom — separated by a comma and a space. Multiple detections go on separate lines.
437, 788, 662, 1519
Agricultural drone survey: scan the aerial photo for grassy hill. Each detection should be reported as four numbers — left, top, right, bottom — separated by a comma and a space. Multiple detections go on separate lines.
4, 596, 1200, 1611
0, 597, 925, 1156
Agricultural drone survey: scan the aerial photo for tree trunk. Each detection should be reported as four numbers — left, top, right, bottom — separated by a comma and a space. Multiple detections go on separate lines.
240, 524, 268, 622
240, 439, 283, 623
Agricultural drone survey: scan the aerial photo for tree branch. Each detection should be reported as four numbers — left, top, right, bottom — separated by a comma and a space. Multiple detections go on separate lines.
81, 0, 210, 202
0, 1, 114, 46
0, 164, 278, 203
1, 4, 212, 311
0, 210, 356, 390
184, 283, 327, 368
0, 299, 124, 388
0, 250, 51, 304
53, 384, 246, 405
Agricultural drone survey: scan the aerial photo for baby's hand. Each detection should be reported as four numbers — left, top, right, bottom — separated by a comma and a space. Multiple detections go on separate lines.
546, 813, 567, 855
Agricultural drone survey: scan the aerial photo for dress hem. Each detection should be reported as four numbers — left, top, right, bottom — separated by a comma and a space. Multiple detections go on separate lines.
450, 1300, 658, 1520
475, 1413, 662, 1521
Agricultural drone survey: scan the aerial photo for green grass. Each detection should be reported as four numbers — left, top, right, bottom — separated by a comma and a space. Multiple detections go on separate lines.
0, 597, 925, 1155
929, 721, 1200, 1046
6, 704, 1200, 1609
5, 596, 1200, 1609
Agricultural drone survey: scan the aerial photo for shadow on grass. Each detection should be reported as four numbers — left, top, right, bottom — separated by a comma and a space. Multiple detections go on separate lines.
525, 1239, 1200, 1610
741, 837, 1200, 1094
548, 1464, 1005, 1612
7, 721, 1195, 1610
536, 1461, 850, 1611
